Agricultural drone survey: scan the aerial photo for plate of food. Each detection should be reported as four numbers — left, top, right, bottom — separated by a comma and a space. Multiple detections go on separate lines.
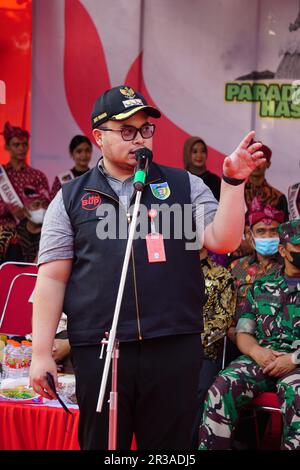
0, 386, 43, 404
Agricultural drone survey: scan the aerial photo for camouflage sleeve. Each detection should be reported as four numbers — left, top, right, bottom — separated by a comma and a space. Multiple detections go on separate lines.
236, 284, 257, 334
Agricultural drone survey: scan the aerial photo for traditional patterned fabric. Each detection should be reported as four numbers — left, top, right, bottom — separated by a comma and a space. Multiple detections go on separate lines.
0, 225, 16, 262
245, 178, 289, 221
230, 253, 283, 322
199, 270, 300, 450
247, 196, 284, 227
22, 185, 50, 206
0, 220, 40, 263
201, 256, 236, 361
2, 121, 29, 144
13, 220, 40, 262
0, 163, 50, 227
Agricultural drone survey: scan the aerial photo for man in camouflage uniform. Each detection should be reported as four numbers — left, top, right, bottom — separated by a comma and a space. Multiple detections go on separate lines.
199, 218, 300, 450
230, 197, 284, 319
226, 197, 284, 363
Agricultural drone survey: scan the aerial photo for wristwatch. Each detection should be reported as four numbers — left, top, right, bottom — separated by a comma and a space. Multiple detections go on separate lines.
291, 350, 300, 365
222, 173, 245, 186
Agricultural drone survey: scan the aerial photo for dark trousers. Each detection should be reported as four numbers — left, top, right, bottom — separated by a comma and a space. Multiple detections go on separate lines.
71, 334, 203, 450
191, 357, 220, 448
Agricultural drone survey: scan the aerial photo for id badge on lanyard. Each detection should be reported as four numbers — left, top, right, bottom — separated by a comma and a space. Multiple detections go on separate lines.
145, 209, 166, 263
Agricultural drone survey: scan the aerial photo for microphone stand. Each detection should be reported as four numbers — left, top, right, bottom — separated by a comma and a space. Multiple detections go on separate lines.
96, 151, 151, 450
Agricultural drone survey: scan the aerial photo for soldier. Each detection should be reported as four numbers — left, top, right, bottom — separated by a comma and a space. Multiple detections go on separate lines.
230, 197, 284, 320
226, 197, 284, 364
199, 218, 300, 450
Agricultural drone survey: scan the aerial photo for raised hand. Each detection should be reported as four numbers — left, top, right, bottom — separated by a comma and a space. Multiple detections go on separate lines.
223, 131, 265, 180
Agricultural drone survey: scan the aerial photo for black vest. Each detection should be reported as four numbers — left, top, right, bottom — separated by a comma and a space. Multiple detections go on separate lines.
62, 162, 205, 345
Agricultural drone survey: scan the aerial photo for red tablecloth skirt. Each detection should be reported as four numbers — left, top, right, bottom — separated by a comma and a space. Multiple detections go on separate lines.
0, 402, 80, 450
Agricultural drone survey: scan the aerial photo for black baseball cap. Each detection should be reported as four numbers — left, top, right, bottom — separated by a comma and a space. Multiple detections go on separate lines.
91, 85, 161, 129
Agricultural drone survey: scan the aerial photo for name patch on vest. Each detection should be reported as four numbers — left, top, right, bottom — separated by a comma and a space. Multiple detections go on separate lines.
81, 192, 102, 210
150, 182, 171, 200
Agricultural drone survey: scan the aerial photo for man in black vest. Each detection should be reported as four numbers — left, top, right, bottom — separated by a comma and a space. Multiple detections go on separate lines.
30, 85, 266, 450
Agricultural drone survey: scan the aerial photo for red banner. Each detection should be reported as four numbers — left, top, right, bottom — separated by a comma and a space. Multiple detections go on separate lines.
0, 0, 32, 164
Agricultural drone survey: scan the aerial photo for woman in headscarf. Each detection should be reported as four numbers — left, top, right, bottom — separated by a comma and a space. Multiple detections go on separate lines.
183, 136, 221, 200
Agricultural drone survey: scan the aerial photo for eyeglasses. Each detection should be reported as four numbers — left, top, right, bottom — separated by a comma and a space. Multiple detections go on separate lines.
98, 123, 155, 141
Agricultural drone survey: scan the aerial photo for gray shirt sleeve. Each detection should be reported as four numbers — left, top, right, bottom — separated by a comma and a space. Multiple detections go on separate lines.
38, 190, 74, 265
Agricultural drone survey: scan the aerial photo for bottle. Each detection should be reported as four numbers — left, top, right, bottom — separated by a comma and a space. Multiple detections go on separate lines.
21, 340, 32, 377
0, 339, 6, 385
0, 339, 5, 363
6, 341, 23, 379
2, 340, 13, 380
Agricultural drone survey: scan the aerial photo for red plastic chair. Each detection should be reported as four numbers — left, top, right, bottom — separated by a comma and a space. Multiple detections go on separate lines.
0, 262, 38, 336
250, 392, 282, 449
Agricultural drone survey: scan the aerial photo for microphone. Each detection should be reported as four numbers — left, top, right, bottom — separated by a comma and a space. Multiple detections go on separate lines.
133, 147, 153, 191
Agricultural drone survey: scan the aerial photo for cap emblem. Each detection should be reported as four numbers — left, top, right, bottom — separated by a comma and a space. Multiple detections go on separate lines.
119, 87, 136, 99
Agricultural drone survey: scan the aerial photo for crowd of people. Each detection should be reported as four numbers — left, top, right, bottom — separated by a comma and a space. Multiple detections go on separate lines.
0, 84, 299, 450
0, 123, 91, 373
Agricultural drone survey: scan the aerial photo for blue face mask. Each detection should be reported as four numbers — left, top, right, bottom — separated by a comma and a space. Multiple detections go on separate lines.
254, 237, 280, 256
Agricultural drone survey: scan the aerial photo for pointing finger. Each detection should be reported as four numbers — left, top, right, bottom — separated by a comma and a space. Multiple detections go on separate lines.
238, 130, 256, 150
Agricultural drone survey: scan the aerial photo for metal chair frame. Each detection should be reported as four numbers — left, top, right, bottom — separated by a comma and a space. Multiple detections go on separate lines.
0, 262, 38, 335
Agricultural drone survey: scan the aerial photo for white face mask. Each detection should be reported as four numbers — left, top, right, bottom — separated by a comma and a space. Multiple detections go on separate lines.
28, 208, 47, 225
